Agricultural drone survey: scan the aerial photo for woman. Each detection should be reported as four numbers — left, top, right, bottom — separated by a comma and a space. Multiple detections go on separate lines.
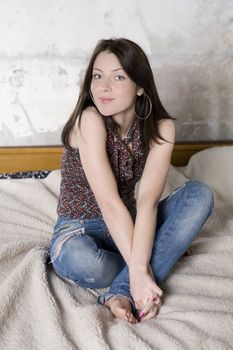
49, 38, 214, 324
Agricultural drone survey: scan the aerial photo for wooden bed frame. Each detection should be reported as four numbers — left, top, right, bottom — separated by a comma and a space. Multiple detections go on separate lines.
0, 142, 233, 173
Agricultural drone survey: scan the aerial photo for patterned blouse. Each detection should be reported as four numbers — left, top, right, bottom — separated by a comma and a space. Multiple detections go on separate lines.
57, 117, 148, 219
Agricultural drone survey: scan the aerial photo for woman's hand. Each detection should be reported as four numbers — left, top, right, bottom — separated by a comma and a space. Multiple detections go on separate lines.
129, 265, 163, 321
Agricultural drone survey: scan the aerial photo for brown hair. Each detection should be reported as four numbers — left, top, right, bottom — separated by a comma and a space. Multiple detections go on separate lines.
62, 37, 174, 151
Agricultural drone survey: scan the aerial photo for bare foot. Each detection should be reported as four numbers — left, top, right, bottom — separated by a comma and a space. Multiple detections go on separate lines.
104, 296, 138, 324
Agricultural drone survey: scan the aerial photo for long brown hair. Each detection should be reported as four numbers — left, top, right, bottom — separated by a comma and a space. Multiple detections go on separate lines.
62, 38, 174, 151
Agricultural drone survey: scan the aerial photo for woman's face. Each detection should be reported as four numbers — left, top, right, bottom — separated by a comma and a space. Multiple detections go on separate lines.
90, 51, 142, 117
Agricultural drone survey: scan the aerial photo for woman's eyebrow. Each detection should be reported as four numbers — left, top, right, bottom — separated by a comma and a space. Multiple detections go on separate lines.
92, 68, 124, 72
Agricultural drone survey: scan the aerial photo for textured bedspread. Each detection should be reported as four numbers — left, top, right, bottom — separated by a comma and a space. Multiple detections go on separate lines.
0, 147, 233, 350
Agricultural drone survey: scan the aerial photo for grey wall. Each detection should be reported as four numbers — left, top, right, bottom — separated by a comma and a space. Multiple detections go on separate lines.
0, 0, 232, 146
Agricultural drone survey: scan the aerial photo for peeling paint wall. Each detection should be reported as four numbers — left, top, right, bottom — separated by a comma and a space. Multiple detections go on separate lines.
0, 0, 232, 146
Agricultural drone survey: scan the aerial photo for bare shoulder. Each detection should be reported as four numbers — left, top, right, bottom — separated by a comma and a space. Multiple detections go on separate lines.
148, 118, 175, 151
79, 106, 106, 134
157, 118, 175, 144
70, 107, 106, 148
80, 106, 103, 122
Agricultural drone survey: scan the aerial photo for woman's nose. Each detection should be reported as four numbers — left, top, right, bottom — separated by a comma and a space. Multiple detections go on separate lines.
101, 78, 112, 91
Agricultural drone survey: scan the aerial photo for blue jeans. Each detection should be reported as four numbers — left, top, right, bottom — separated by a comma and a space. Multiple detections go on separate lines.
49, 180, 214, 314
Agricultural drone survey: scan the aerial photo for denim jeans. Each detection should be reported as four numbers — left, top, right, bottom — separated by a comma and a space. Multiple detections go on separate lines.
49, 180, 214, 314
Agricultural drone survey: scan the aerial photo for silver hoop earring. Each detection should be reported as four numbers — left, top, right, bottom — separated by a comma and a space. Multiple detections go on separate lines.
133, 92, 152, 120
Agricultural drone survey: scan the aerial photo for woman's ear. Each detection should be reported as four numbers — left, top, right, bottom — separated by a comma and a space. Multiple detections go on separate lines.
137, 88, 144, 96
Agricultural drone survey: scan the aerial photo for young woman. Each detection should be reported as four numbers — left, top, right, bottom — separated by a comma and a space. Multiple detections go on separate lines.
49, 38, 214, 324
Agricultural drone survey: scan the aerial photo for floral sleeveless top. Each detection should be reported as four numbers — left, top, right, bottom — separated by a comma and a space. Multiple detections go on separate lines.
57, 117, 148, 219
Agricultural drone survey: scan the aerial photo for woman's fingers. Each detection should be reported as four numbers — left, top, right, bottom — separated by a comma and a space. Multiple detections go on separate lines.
148, 265, 163, 297
139, 306, 157, 322
140, 299, 162, 322
138, 299, 154, 318
154, 285, 163, 298
139, 295, 161, 318
135, 300, 146, 311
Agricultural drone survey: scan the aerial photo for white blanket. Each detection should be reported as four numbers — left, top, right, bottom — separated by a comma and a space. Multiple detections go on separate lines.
0, 147, 233, 350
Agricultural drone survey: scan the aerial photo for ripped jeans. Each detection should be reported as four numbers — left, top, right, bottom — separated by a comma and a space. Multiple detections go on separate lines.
48, 180, 214, 314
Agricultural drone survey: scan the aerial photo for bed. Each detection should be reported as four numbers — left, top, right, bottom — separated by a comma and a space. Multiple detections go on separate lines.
0, 143, 233, 350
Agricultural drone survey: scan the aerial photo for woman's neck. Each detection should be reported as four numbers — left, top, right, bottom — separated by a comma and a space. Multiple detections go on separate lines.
112, 112, 135, 140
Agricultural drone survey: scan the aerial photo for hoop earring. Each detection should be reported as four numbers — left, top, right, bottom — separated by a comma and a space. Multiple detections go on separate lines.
133, 92, 152, 120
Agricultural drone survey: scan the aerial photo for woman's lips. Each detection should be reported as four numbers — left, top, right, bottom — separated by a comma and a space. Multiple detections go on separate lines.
99, 97, 114, 104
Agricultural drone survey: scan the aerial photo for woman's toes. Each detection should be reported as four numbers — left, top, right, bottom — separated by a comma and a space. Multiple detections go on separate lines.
116, 305, 136, 323
107, 296, 138, 323
126, 313, 137, 323
116, 305, 128, 320
140, 308, 157, 322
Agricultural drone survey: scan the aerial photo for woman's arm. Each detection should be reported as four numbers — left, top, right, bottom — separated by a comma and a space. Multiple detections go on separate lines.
129, 119, 175, 310
71, 108, 134, 264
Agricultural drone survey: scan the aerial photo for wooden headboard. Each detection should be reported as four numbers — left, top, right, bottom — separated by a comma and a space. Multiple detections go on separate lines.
0, 142, 233, 173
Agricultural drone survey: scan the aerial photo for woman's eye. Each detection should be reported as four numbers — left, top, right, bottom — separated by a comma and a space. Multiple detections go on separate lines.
93, 74, 102, 79
115, 75, 125, 80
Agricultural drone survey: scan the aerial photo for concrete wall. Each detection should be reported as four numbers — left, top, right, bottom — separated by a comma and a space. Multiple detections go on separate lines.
0, 0, 232, 146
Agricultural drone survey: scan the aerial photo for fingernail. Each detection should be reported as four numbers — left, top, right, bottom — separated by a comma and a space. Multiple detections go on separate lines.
139, 312, 144, 318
